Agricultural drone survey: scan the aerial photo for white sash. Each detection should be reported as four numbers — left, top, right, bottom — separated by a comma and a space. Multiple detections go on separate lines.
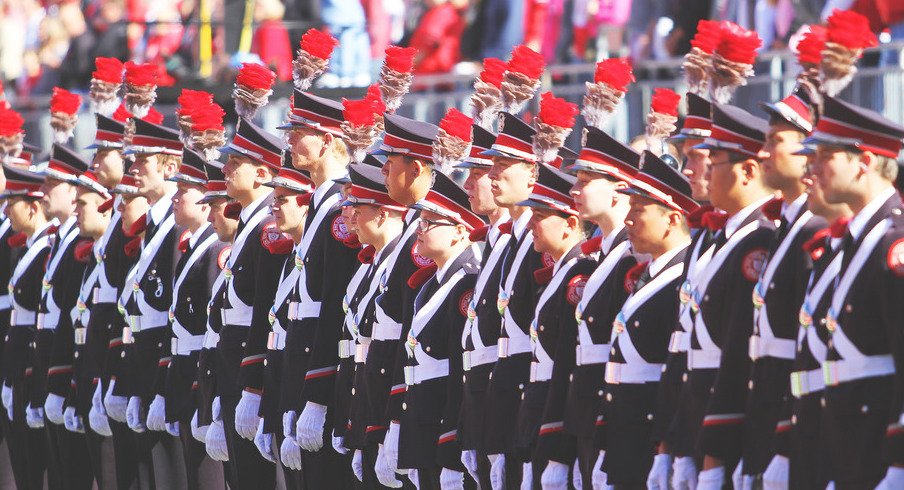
409, 269, 468, 378
499, 232, 535, 354
576, 240, 631, 347
796, 252, 842, 364
94, 212, 122, 303
373, 218, 421, 340
203, 269, 228, 348
294, 192, 341, 312
170, 231, 220, 340
342, 262, 371, 339
461, 233, 512, 349
224, 203, 272, 313
530, 257, 579, 380
73, 263, 102, 326
132, 213, 177, 317
38, 222, 80, 329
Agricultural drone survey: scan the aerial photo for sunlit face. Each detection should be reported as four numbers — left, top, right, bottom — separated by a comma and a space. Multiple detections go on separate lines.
463, 166, 497, 216
207, 199, 239, 242
681, 139, 711, 200
381, 154, 420, 206
74, 189, 110, 238
705, 150, 748, 212
527, 208, 573, 255
270, 187, 308, 234
415, 210, 466, 260
760, 123, 807, 191
570, 170, 625, 223
6, 197, 37, 233
92, 148, 124, 187
117, 194, 149, 233
339, 183, 356, 230
810, 145, 862, 205
286, 125, 330, 170
624, 195, 675, 255
223, 155, 260, 198
172, 181, 209, 228
40, 176, 76, 219
128, 153, 169, 197
487, 156, 535, 207
348, 203, 385, 245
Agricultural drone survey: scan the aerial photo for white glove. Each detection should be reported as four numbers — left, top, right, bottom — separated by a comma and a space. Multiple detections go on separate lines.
647, 453, 673, 489
489, 454, 506, 490
408, 469, 420, 489
126, 396, 146, 433
383, 421, 401, 473
440, 468, 464, 490
2, 383, 13, 421
25, 403, 45, 429
205, 419, 229, 462
190, 410, 207, 442
877, 467, 904, 490
44, 393, 65, 425
520, 462, 532, 490
592, 451, 609, 490
672, 456, 698, 490
461, 450, 480, 484
280, 435, 303, 470
89, 382, 112, 437
212, 396, 222, 422
295, 401, 328, 451
166, 421, 180, 437
234, 390, 261, 441
104, 380, 128, 423
733, 460, 755, 490
541, 460, 568, 490
572, 458, 583, 489
762, 455, 789, 490
375, 443, 403, 488
332, 429, 349, 454
352, 449, 364, 482
64, 406, 85, 433
254, 419, 276, 463
697, 466, 725, 490
146, 395, 166, 432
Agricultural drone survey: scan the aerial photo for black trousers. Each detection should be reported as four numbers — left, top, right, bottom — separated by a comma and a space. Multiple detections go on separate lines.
6, 381, 47, 490
220, 395, 277, 489
46, 422, 94, 489
178, 412, 227, 490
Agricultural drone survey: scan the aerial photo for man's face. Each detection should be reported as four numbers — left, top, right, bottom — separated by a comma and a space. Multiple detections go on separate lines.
117, 194, 149, 233
270, 187, 308, 234
624, 195, 672, 255
382, 154, 419, 206
348, 203, 384, 245
811, 146, 861, 205
705, 150, 746, 211
208, 199, 239, 241
6, 197, 34, 233
172, 181, 208, 228
527, 208, 571, 255
92, 148, 124, 187
339, 183, 356, 230
463, 167, 498, 216
681, 139, 711, 200
487, 156, 535, 208
760, 123, 807, 191
223, 155, 260, 198
287, 126, 328, 170
570, 170, 624, 223
415, 210, 464, 259
74, 189, 110, 237
128, 153, 168, 197
40, 176, 76, 219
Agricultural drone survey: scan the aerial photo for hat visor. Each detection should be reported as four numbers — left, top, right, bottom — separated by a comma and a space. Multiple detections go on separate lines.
166, 174, 207, 186
563, 162, 625, 180
35, 166, 79, 184
514, 198, 566, 213
275, 121, 302, 130
197, 193, 230, 204
453, 160, 491, 169
333, 176, 351, 185
477, 148, 518, 159
369, 147, 397, 157
792, 146, 816, 156
262, 180, 310, 193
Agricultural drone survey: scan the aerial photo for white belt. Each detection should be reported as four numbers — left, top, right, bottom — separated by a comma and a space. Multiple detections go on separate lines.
790, 368, 824, 398
463, 346, 497, 371
267, 331, 286, 351
12, 308, 37, 326
373, 321, 403, 341
172, 335, 206, 355
668, 331, 690, 353
74, 327, 87, 345
355, 342, 370, 363
404, 360, 449, 385
0, 294, 11, 310
222, 307, 253, 326
127, 310, 168, 332
822, 354, 895, 387
37, 311, 61, 330
203, 331, 220, 349
295, 301, 321, 319
496, 336, 532, 358
688, 348, 721, 370
575, 344, 609, 366
93, 287, 119, 305
749, 335, 796, 361
530, 361, 553, 382
605, 361, 664, 384
338, 339, 354, 359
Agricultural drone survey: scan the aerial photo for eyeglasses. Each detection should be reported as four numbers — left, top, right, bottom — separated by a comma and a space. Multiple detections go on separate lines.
418, 218, 456, 232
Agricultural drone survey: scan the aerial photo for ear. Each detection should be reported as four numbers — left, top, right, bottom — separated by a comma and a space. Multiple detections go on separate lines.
527, 164, 538, 187
412, 158, 430, 179
253, 164, 271, 184
858, 151, 877, 174
740, 159, 759, 182
321, 132, 333, 156
162, 157, 180, 178
565, 214, 581, 233
668, 210, 683, 228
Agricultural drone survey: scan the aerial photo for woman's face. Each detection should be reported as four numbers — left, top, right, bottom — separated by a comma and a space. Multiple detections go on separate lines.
415, 210, 464, 260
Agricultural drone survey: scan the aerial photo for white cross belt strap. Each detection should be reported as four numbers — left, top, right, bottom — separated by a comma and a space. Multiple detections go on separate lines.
463, 345, 497, 371
372, 217, 420, 341
9, 233, 52, 326
462, 232, 511, 350
677, 237, 715, 347
575, 240, 630, 363
497, 235, 536, 358
224, 204, 271, 324
529, 257, 579, 382
406, 268, 467, 384
0, 295, 10, 311
795, 253, 842, 382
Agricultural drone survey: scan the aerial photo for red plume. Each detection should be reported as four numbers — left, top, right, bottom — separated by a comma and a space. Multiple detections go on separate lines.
683, 19, 724, 97
580, 235, 603, 255
342, 98, 378, 128
365, 84, 386, 116
236, 63, 276, 91
384, 46, 417, 74
50, 87, 82, 143
715, 22, 762, 65
500, 45, 545, 114
74, 239, 95, 263
124, 62, 158, 86
123, 62, 158, 118
433, 108, 474, 173
470, 57, 506, 130
379, 46, 418, 112
796, 25, 827, 67
301, 28, 339, 60
191, 103, 226, 132
507, 45, 545, 79
177, 90, 214, 116
708, 22, 762, 103
533, 92, 578, 165
645, 88, 680, 156
0, 106, 24, 137
650, 88, 680, 116
142, 107, 164, 125
480, 58, 507, 88
234, 63, 276, 119
341, 98, 379, 163
407, 263, 438, 289
92, 57, 123, 84
826, 9, 878, 50
690, 20, 723, 54
438, 108, 473, 141
537, 91, 578, 128
112, 104, 133, 122
593, 58, 635, 92
90, 58, 123, 116
124, 236, 142, 257
7, 232, 27, 248
820, 10, 878, 96
293, 28, 340, 90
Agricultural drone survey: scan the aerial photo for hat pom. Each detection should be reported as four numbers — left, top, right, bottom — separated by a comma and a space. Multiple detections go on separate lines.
432, 108, 474, 174
501, 45, 545, 114
708, 22, 761, 104
176, 89, 214, 145
365, 84, 387, 134
379, 46, 418, 113
190, 102, 227, 161
645, 88, 680, 157
792, 25, 828, 93
123, 62, 159, 118
582, 57, 634, 130
820, 9, 878, 97
112, 103, 133, 123
294, 28, 340, 91
533, 92, 578, 165
683, 19, 722, 97
90, 57, 123, 117
50, 87, 82, 144
469, 57, 506, 131
0, 106, 24, 164
233, 63, 276, 119
340, 98, 379, 164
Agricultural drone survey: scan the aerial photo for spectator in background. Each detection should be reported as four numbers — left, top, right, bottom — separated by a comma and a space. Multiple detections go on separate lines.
476, 0, 525, 59
362, 0, 392, 76
58, 1, 96, 89
22, 15, 69, 94
319, 0, 371, 87
410, 0, 467, 74
252, 0, 292, 81
664, 0, 712, 56
92, 0, 131, 61
0, 0, 28, 85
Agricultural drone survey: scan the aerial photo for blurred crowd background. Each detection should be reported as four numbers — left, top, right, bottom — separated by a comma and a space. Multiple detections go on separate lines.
1, 0, 904, 97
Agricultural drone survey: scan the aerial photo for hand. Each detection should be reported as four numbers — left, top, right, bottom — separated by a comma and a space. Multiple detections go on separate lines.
383, 421, 400, 473
877, 467, 904, 490
541, 460, 568, 490
25, 403, 45, 429
234, 390, 261, 441
64, 406, 85, 433
190, 410, 207, 442
331, 429, 349, 454
591, 450, 608, 490
762, 455, 789, 490
461, 450, 480, 484
44, 393, 65, 425
126, 396, 146, 433
440, 468, 464, 490
672, 456, 698, 490
489, 454, 506, 490
103, 380, 128, 423
374, 443, 403, 488
697, 466, 725, 490
520, 462, 532, 490
89, 381, 112, 436
146, 395, 166, 432
352, 449, 364, 482
408, 469, 420, 489
2, 383, 13, 421
572, 458, 583, 490
166, 421, 180, 437
212, 396, 222, 422
253, 419, 276, 463
733, 461, 755, 490
205, 419, 230, 462
647, 453, 672, 489
280, 434, 303, 470
295, 402, 328, 451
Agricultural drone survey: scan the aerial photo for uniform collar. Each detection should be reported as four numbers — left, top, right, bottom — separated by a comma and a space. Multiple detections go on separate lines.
58, 215, 78, 238
312, 178, 339, 208
725, 195, 772, 237
601, 224, 625, 255
649, 240, 691, 277
148, 189, 176, 225
782, 193, 808, 223
28, 218, 59, 247
488, 212, 512, 246
189, 223, 211, 249
512, 209, 532, 240
240, 190, 273, 222
847, 187, 896, 240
